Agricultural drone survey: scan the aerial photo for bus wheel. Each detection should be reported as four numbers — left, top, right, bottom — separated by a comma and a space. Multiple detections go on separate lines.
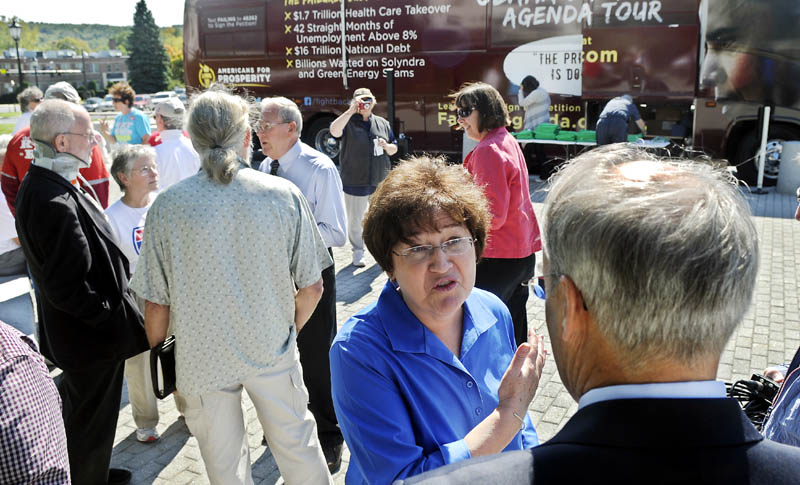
734, 125, 799, 187
304, 118, 339, 164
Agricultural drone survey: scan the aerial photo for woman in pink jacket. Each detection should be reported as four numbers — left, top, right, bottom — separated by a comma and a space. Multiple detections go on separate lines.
453, 82, 542, 346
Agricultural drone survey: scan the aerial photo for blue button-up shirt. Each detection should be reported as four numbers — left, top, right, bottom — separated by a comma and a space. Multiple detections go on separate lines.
259, 140, 347, 247
331, 281, 538, 484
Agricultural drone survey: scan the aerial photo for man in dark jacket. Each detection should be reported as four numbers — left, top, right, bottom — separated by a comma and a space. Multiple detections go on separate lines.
329, 87, 397, 267
398, 146, 800, 485
15, 99, 148, 485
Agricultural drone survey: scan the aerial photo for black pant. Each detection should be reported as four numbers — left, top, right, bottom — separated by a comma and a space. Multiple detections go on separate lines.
58, 360, 125, 485
596, 115, 629, 145
297, 251, 342, 447
523, 142, 547, 176
475, 254, 536, 347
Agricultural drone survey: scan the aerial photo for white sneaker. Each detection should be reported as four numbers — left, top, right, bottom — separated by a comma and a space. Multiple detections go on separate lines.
352, 251, 366, 268
136, 427, 159, 443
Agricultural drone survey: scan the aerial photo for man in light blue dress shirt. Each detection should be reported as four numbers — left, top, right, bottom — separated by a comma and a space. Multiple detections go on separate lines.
257, 96, 348, 473
400, 145, 800, 484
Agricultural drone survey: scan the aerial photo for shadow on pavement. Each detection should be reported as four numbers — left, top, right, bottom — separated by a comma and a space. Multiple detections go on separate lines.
335, 264, 384, 304
113, 418, 191, 482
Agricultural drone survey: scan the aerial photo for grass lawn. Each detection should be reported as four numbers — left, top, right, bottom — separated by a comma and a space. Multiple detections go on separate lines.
0, 112, 19, 119
0, 123, 14, 135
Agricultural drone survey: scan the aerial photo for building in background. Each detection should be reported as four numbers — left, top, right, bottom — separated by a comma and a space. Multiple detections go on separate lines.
0, 48, 128, 95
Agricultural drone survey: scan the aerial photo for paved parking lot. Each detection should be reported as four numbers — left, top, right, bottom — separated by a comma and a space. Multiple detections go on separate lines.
1, 179, 797, 484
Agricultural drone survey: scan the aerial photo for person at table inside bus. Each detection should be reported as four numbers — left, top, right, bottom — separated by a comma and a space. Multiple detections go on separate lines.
518, 75, 550, 175
99, 82, 151, 146
453, 82, 542, 347
329, 87, 397, 268
330, 156, 546, 484
595, 94, 647, 146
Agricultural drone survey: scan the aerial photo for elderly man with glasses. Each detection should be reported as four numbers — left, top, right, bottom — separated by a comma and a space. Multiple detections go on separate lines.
399, 145, 800, 484
15, 99, 148, 485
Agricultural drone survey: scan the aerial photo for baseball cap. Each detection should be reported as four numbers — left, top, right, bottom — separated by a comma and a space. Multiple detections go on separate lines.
155, 97, 185, 118
44, 82, 81, 104
353, 88, 374, 100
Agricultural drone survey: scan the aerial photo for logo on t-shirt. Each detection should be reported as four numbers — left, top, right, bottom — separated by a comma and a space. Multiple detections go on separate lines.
132, 226, 144, 254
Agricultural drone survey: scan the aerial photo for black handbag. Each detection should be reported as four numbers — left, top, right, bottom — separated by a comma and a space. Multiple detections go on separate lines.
149, 335, 176, 399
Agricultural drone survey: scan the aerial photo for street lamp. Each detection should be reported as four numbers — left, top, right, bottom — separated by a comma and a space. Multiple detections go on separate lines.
81, 51, 87, 86
8, 19, 24, 90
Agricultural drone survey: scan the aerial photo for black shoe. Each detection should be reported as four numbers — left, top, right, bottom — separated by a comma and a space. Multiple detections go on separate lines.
323, 442, 343, 474
108, 468, 132, 485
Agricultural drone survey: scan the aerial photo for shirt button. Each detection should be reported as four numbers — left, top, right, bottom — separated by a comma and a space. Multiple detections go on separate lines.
475, 407, 482, 416
466, 381, 474, 388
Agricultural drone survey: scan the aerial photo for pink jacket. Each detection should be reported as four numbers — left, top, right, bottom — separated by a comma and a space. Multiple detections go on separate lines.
464, 127, 541, 259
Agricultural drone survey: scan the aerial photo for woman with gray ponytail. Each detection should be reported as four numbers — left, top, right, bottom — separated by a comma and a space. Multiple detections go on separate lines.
130, 84, 334, 483
186, 85, 257, 184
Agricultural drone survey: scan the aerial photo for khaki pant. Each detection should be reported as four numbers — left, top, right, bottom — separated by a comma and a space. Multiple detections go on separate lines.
344, 193, 369, 254
125, 350, 186, 429
183, 341, 332, 485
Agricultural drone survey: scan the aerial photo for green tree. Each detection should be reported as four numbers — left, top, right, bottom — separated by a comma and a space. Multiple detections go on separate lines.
126, 0, 168, 93
109, 29, 130, 54
49, 36, 90, 53
0, 17, 41, 50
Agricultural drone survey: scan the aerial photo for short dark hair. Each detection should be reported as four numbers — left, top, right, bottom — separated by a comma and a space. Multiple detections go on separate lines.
451, 82, 510, 133
363, 156, 491, 274
521, 76, 540, 96
109, 82, 135, 108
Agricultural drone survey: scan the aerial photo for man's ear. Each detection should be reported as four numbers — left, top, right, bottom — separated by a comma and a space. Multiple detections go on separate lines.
559, 275, 590, 343
54, 133, 67, 153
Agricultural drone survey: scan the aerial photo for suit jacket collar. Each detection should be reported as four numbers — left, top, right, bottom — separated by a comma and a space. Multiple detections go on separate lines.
28, 164, 121, 253
546, 398, 763, 449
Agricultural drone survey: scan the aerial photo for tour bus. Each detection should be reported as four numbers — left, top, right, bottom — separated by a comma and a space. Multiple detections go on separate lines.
184, 0, 800, 185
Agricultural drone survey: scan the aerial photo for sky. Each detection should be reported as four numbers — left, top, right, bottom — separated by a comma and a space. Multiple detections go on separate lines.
6, 0, 186, 27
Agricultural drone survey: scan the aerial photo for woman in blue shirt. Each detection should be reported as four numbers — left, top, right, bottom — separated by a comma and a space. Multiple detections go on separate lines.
99, 82, 151, 146
330, 156, 547, 484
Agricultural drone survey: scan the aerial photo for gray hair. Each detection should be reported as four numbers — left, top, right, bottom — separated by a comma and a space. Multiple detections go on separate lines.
186, 85, 255, 185
262, 96, 303, 133
543, 145, 758, 366
160, 112, 184, 130
111, 144, 156, 191
18, 86, 43, 112
30, 99, 78, 146
0, 134, 11, 160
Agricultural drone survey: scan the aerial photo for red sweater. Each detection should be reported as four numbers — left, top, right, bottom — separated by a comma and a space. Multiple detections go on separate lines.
464, 127, 541, 259
2, 127, 110, 216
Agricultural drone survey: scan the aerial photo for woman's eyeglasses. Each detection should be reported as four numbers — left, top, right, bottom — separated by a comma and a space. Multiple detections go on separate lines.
457, 106, 475, 119
392, 237, 475, 263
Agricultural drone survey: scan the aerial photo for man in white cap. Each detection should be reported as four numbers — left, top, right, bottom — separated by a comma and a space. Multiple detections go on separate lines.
152, 97, 200, 191
330, 87, 397, 267
2, 81, 111, 214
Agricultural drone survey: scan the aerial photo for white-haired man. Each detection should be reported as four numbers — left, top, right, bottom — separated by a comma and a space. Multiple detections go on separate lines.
399, 146, 800, 484
15, 99, 148, 485
152, 97, 200, 191
257, 96, 348, 472
131, 87, 333, 484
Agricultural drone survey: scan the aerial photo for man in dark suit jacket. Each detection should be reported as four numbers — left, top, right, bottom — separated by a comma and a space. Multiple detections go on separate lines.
15, 99, 148, 485
399, 145, 800, 484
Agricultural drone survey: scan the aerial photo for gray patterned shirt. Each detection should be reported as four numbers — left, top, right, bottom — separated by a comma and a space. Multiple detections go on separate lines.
130, 166, 332, 396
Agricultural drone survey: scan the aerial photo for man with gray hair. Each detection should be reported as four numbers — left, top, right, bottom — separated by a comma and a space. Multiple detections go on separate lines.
152, 96, 200, 191
132, 87, 334, 483
257, 95, 347, 472
15, 99, 148, 485
13, 86, 43, 134
3, 81, 111, 215
399, 146, 800, 484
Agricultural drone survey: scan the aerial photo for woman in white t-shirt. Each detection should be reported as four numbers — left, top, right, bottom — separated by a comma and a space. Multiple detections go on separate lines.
106, 145, 170, 443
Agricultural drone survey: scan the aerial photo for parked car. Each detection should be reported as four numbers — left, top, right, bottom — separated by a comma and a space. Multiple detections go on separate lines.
134, 94, 152, 111
151, 91, 176, 108
83, 97, 102, 112
173, 87, 186, 95
97, 94, 115, 112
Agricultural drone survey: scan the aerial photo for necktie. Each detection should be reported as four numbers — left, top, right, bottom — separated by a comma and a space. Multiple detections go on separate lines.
270, 159, 280, 176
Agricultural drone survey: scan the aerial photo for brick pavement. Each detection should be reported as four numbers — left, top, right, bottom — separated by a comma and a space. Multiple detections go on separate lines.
102, 180, 800, 484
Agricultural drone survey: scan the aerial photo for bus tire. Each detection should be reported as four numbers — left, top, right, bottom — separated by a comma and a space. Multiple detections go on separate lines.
734, 125, 800, 187
304, 117, 339, 165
